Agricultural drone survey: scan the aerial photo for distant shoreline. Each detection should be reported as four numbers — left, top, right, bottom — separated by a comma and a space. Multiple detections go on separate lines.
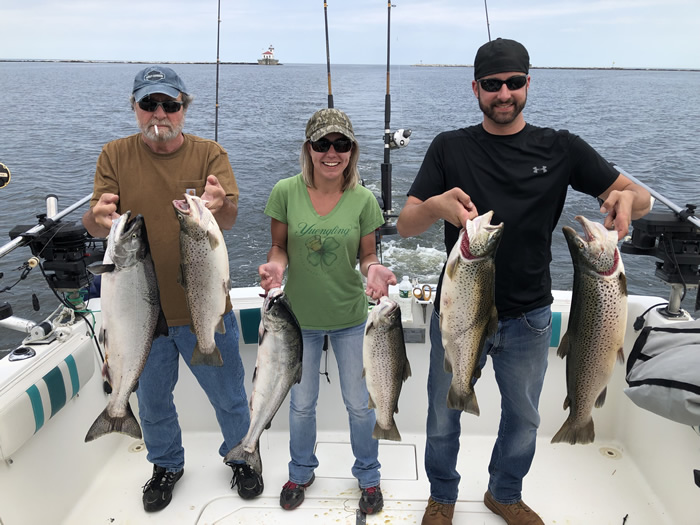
0, 59, 697, 72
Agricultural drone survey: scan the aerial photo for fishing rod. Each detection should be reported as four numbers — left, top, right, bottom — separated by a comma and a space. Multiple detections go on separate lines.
323, 1, 334, 108
484, 0, 491, 41
379, 1, 411, 238
214, 0, 222, 141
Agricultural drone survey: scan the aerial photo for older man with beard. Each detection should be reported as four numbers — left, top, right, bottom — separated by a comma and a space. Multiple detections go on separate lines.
82, 66, 262, 513
397, 39, 651, 525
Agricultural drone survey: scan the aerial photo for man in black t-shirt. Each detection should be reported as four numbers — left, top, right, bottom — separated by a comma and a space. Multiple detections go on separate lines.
397, 38, 651, 525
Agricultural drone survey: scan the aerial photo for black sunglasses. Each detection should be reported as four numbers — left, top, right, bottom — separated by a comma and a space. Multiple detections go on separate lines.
310, 137, 353, 153
477, 75, 528, 93
137, 97, 184, 113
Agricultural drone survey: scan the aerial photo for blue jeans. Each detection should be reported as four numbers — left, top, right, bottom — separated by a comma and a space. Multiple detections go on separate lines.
425, 305, 551, 505
136, 310, 250, 472
288, 322, 380, 488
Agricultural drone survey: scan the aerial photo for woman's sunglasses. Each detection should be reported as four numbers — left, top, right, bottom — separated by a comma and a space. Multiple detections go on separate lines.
137, 97, 184, 113
310, 137, 353, 153
477, 75, 528, 93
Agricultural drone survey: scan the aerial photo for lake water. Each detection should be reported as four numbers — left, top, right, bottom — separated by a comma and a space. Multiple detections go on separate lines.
1, 62, 699, 347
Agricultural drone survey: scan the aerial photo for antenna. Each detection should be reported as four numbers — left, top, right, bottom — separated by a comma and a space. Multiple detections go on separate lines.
214, 0, 222, 141
323, 1, 334, 108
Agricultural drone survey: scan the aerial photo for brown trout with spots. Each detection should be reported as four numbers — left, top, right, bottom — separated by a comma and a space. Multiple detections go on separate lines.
439, 211, 503, 415
173, 193, 230, 367
552, 215, 627, 445
363, 296, 411, 441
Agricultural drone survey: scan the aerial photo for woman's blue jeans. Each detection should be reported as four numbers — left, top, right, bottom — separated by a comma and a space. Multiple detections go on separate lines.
425, 305, 551, 505
136, 310, 250, 472
288, 322, 381, 488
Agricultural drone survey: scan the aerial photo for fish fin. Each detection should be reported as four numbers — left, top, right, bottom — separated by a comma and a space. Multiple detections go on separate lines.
445, 256, 460, 280
362, 367, 366, 378
177, 264, 187, 287
595, 387, 607, 408
190, 344, 224, 367
216, 315, 226, 334
443, 356, 453, 374
225, 442, 263, 476
619, 272, 628, 296
293, 364, 303, 384
556, 332, 570, 359
365, 321, 375, 336
447, 385, 480, 416
368, 393, 376, 409
487, 307, 499, 337
403, 360, 412, 382
616, 347, 625, 364
84, 403, 142, 442
154, 309, 169, 339
208, 230, 220, 250
258, 321, 266, 345
551, 416, 595, 445
562, 395, 570, 410
372, 420, 402, 442
87, 262, 115, 275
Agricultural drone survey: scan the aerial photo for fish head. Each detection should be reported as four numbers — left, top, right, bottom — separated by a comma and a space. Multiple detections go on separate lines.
563, 215, 623, 275
107, 211, 149, 269
173, 193, 213, 238
460, 210, 504, 260
262, 288, 299, 332
367, 296, 401, 329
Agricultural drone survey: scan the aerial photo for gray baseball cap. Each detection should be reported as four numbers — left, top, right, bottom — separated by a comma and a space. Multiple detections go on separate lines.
132, 66, 188, 101
305, 108, 356, 143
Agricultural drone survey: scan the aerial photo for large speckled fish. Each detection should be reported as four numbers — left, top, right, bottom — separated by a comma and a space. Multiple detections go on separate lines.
363, 296, 411, 441
439, 211, 503, 415
224, 288, 303, 475
173, 193, 229, 367
85, 212, 168, 442
552, 215, 627, 445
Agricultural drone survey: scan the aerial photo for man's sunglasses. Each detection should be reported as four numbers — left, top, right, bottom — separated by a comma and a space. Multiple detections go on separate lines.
310, 137, 354, 153
138, 97, 184, 113
477, 75, 528, 93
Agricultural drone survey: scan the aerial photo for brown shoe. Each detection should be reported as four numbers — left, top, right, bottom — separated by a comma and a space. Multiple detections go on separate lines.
484, 491, 544, 525
421, 497, 455, 525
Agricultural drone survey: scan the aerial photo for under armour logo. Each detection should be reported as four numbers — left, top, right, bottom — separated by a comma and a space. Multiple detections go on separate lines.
532, 166, 548, 174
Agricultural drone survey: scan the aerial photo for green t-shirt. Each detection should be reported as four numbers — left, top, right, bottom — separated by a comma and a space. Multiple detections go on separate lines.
264, 174, 384, 330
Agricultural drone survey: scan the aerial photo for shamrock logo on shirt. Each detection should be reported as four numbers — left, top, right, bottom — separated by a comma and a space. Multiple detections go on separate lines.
305, 235, 340, 267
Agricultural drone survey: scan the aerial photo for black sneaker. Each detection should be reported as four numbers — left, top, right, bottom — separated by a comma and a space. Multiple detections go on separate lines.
280, 473, 315, 510
142, 465, 184, 512
359, 484, 384, 514
229, 463, 264, 499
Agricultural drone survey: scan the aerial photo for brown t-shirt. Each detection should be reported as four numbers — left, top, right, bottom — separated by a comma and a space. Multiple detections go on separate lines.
90, 133, 238, 326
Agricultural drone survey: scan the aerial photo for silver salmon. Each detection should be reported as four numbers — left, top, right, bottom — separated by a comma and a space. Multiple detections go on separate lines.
224, 288, 303, 474
173, 193, 230, 367
439, 211, 503, 415
85, 212, 168, 442
363, 296, 411, 441
552, 215, 627, 445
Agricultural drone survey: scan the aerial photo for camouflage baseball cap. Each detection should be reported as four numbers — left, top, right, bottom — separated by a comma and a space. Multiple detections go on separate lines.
305, 108, 356, 143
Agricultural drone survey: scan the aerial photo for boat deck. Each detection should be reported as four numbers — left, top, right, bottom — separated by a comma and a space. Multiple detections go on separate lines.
65, 429, 672, 525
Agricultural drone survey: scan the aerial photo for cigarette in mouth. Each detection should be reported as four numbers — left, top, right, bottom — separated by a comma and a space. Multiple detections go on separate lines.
154, 125, 159, 136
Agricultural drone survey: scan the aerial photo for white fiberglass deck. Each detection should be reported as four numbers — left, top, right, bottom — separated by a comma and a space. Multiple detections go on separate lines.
66, 430, 674, 525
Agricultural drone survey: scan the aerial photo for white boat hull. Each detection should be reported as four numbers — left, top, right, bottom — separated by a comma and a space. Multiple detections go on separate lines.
0, 288, 697, 524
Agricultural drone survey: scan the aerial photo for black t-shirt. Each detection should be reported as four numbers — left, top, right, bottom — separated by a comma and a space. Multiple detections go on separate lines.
408, 123, 619, 317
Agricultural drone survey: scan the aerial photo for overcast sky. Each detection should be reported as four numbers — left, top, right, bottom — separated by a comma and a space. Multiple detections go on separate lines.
2, 0, 698, 69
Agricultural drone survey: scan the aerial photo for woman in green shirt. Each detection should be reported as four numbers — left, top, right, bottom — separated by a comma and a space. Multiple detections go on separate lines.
258, 108, 396, 515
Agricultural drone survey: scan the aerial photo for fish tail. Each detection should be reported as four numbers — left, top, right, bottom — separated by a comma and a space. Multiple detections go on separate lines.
190, 343, 224, 367
372, 420, 402, 442
224, 441, 263, 475
551, 417, 595, 445
446, 385, 480, 416
84, 404, 142, 442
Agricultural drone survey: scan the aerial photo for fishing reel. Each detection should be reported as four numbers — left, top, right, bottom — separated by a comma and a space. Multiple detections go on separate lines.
388, 129, 412, 149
